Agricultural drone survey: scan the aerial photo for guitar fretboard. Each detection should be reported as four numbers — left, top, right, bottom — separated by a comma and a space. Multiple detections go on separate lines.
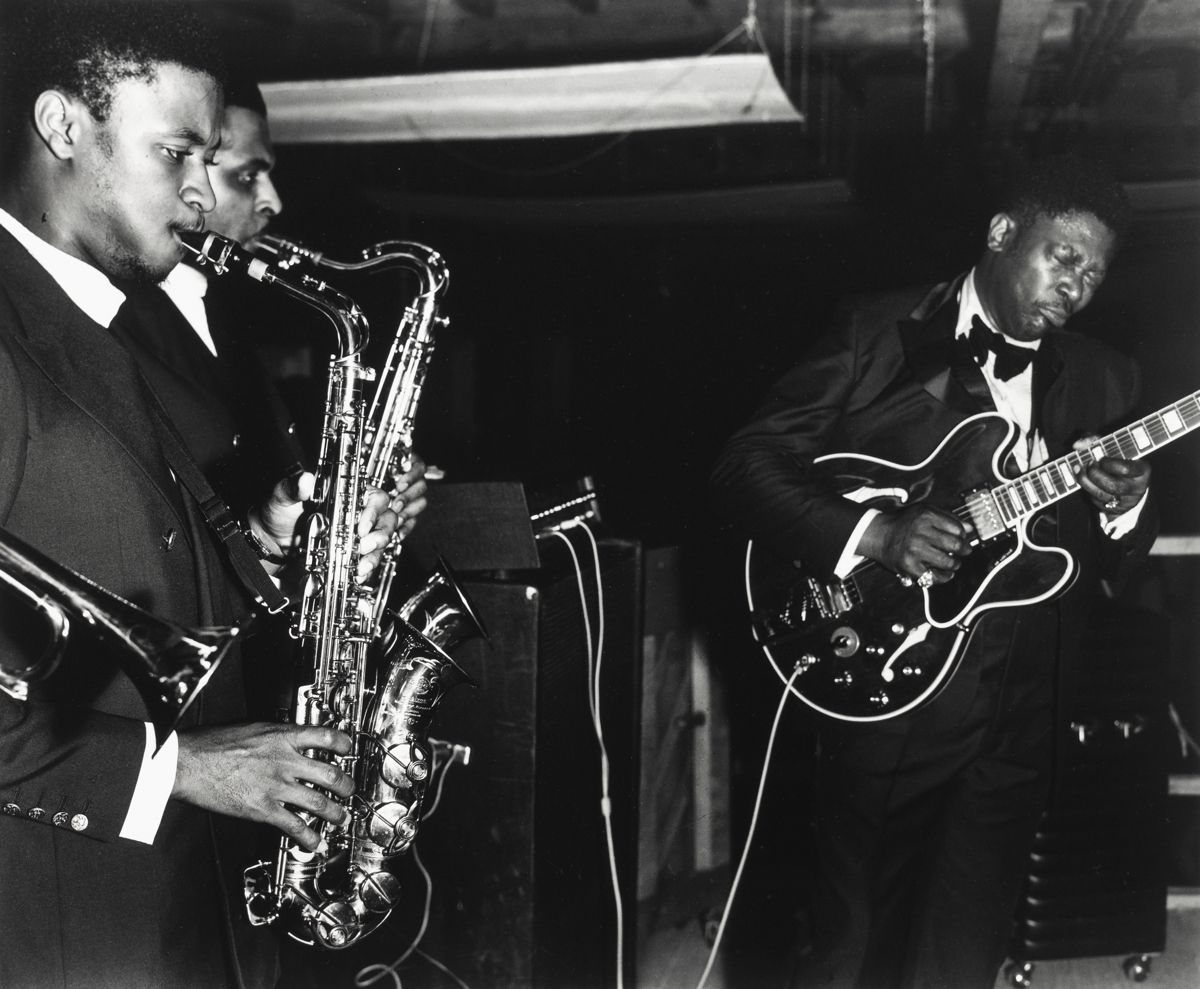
992, 389, 1200, 524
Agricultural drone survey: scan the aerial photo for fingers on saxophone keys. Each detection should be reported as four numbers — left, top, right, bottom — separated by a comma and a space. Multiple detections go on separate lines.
278, 809, 334, 853
309, 760, 354, 801
293, 784, 350, 826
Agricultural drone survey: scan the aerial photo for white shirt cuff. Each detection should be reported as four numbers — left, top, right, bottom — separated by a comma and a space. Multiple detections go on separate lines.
1099, 487, 1149, 539
118, 724, 179, 844
834, 508, 881, 578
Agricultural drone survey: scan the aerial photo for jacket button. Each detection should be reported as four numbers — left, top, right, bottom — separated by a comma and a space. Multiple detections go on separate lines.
26, 807, 45, 821
70, 813, 89, 832
162, 527, 178, 551
52, 811, 69, 828
1, 802, 20, 816
232, 432, 241, 448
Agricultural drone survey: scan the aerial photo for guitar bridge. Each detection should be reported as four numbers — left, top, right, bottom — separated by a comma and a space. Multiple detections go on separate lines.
805, 577, 853, 619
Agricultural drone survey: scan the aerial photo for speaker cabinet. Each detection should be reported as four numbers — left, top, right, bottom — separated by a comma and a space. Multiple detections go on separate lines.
1010, 602, 1169, 964
416, 537, 642, 989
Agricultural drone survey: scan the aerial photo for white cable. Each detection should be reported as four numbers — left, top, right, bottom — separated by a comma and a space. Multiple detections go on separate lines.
576, 522, 622, 989
355, 838, 436, 988
694, 665, 801, 989
421, 746, 461, 821
578, 522, 608, 738
547, 523, 624, 989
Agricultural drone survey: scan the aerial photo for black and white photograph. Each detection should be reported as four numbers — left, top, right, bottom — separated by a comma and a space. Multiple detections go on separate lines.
0, 1, 1197, 987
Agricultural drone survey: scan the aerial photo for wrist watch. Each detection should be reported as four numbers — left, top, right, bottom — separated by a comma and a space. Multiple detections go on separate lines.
244, 526, 290, 566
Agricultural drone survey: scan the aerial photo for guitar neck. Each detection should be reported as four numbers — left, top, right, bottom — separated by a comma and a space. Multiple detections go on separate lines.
993, 389, 1200, 525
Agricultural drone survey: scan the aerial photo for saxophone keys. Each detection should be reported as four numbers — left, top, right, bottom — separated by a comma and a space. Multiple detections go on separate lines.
380, 740, 427, 787
367, 800, 416, 849
357, 869, 402, 913
311, 900, 358, 949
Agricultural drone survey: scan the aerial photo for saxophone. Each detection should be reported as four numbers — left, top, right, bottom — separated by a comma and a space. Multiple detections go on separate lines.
255, 234, 451, 623
180, 230, 484, 950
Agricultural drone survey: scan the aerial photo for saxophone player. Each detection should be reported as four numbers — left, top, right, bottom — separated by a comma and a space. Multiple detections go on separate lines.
114, 73, 429, 542
0, 3, 399, 986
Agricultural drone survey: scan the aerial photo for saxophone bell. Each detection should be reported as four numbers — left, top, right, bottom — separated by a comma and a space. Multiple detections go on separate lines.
387, 555, 489, 661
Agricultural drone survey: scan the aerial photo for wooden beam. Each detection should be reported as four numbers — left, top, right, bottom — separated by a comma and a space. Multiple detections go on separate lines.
987, 0, 1056, 129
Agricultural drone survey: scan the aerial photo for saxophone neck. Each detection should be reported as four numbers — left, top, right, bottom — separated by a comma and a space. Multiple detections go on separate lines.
181, 230, 369, 360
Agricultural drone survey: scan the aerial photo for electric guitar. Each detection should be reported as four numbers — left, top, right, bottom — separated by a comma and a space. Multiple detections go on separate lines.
745, 391, 1200, 722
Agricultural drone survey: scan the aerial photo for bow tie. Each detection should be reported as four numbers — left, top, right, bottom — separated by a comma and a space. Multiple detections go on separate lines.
967, 315, 1036, 381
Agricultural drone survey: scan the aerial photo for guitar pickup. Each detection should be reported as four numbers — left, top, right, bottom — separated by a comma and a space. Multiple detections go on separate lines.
962, 488, 1006, 541
805, 577, 852, 619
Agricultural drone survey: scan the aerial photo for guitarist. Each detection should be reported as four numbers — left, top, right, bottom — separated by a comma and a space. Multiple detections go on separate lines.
710, 153, 1156, 989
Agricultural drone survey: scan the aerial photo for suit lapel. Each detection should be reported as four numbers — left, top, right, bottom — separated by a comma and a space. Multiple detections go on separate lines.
898, 274, 996, 414
113, 283, 230, 400
0, 227, 191, 530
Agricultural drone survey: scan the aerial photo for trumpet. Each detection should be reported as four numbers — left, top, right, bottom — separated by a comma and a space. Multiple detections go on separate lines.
0, 525, 240, 749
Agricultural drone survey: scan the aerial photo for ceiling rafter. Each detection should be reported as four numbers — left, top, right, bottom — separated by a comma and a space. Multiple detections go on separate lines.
987, 0, 1056, 131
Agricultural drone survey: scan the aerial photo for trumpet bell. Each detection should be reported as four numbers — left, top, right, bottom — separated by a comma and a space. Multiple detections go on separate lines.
122, 619, 243, 751
0, 525, 241, 751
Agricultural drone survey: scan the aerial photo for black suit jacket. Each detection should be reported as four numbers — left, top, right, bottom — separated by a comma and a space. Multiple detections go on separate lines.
0, 227, 275, 988
114, 274, 306, 521
710, 276, 1157, 716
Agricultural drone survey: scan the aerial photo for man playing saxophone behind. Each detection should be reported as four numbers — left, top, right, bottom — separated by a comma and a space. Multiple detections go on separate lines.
114, 73, 429, 542
0, 3, 399, 986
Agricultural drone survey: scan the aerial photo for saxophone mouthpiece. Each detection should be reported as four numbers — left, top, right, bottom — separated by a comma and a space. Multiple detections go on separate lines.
177, 228, 211, 259
179, 230, 273, 283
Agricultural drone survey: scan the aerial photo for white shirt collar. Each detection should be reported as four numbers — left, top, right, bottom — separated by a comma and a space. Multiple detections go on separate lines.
0, 206, 125, 328
160, 260, 209, 300
955, 268, 1040, 351
157, 261, 218, 356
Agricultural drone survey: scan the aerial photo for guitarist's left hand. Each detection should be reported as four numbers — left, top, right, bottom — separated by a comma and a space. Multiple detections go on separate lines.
1073, 436, 1151, 516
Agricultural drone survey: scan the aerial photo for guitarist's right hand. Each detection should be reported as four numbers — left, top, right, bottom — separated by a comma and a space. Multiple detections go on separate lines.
858, 507, 972, 585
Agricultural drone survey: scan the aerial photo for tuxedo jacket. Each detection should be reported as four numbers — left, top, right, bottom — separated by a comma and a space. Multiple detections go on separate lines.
710, 276, 1157, 706
0, 227, 276, 988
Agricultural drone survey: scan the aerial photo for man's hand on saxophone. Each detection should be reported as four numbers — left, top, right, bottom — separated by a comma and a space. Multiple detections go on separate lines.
245, 470, 401, 582
389, 454, 429, 542
173, 723, 355, 852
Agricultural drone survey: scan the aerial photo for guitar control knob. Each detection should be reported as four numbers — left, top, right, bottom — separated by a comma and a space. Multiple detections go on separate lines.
869, 692, 890, 708
833, 671, 853, 687
831, 626, 861, 658
901, 666, 922, 677
891, 623, 906, 635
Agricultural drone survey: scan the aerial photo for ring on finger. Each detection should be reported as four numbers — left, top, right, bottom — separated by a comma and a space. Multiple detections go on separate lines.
916, 569, 935, 589
1104, 497, 1120, 510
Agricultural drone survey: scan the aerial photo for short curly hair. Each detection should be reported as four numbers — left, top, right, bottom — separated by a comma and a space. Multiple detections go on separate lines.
998, 152, 1132, 245
1, 0, 225, 134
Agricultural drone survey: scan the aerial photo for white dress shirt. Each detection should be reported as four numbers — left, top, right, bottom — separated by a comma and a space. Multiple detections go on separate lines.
0, 207, 178, 843
159, 261, 218, 356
